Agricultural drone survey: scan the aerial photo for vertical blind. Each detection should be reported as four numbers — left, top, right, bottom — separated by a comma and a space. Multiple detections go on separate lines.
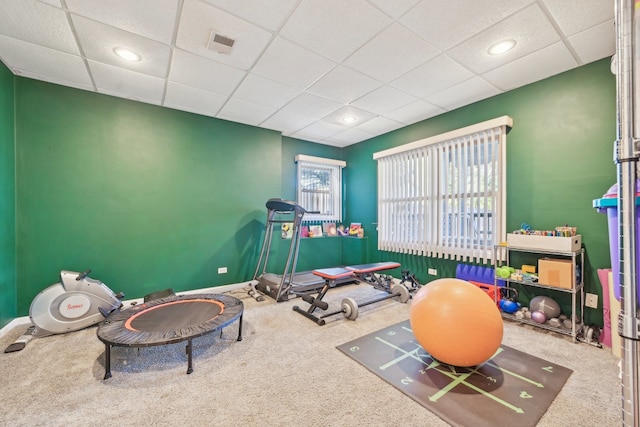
373, 116, 512, 263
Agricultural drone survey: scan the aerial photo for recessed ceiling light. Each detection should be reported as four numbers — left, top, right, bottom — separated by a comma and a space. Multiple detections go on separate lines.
488, 39, 516, 55
342, 116, 357, 124
113, 47, 141, 62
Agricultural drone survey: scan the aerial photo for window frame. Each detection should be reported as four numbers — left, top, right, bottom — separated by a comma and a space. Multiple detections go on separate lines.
295, 154, 346, 223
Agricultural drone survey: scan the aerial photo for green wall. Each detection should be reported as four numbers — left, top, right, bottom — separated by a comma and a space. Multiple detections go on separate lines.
280, 136, 344, 200
0, 62, 16, 326
2, 57, 618, 328
272, 136, 348, 271
343, 58, 616, 325
14, 80, 289, 314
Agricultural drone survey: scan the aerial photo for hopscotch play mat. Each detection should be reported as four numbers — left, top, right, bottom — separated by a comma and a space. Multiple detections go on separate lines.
336, 319, 573, 427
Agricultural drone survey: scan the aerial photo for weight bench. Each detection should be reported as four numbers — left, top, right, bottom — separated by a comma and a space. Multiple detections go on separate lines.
292, 262, 414, 325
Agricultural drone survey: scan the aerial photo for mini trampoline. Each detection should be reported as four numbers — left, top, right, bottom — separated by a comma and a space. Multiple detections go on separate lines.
97, 293, 243, 379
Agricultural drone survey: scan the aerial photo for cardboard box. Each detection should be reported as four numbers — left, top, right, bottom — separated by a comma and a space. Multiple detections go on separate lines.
538, 258, 574, 289
506, 234, 581, 252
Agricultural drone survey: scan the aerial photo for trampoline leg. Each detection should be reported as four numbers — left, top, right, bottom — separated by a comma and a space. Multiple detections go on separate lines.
186, 339, 193, 374
237, 314, 243, 341
103, 343, 112, 380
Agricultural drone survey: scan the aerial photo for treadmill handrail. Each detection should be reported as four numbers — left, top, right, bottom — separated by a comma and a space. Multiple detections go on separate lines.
265, 198, 306, 213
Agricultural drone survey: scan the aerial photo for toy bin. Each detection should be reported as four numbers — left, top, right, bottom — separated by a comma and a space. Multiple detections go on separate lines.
593, 182, 640, 302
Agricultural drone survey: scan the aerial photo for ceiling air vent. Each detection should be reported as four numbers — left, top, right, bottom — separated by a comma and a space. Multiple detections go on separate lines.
207, 31, 235, 54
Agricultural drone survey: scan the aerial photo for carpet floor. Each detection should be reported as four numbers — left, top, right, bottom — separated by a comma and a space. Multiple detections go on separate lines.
0, 284, 622, 426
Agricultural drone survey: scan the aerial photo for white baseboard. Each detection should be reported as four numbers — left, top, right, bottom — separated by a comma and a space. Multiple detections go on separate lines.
0, 317, 32, 339
0, 281, 251, 340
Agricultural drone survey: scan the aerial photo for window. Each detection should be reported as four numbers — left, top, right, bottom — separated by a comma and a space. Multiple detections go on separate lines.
373, 116, 512, 263
295, 154, 346, 222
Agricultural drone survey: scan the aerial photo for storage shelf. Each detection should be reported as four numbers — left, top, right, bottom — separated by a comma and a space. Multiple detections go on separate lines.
499, 244, 581, 257
500, 312, 575, 337
494, 245, 585, 342
499, 278, 584, 293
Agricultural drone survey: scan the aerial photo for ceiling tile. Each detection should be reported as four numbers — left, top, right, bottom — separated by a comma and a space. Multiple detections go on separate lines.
483, 42, 577, 91
542, 0, 614, 37
322, 105, 377, 127
367, 0, 422, 19
169, 49, 246, 97
201, 0, 299, 32
426, 77, 500, 111
233, 73, 301, 109
13, 69, 94, 93
295, 121, 347, 139
307, 65, 382, 104
261, 110, 316, 135
164, 81, 227, 116
279, 92, 342, 119
279, 0, 391, 62
38, 0, 62, 8
217, 98, 277, 126
37, 0, 62, 6
65, 0, 179, 45
344, 22, 439, 83
447, 3, 562, 74
352, 85, 418, 115
0, 0, 79, 55
0, 35, 92, 88
400, 0, 534, 51
328, 127, 374, 145
568, 20, 615, 65
355, 116, 405, 135
98, 89, 162, 107
386, 99, 446, 125
390, 54, 475, 98
177, 0, 273, 71
72, 14, 171, 78
89, 60, 165, 104
251, 36, 336, 90
0, 0, 617, 146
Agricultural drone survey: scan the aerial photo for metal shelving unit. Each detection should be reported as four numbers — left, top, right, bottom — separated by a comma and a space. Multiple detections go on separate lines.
493, 244, 585, 342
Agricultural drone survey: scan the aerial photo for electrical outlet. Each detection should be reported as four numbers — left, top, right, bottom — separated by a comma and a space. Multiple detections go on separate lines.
218, 267, 228, 274
585, 293, 598, 309
428, 268, 438, 276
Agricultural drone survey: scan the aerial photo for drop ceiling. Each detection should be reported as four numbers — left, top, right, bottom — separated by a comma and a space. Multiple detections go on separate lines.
0, 0, 615, 147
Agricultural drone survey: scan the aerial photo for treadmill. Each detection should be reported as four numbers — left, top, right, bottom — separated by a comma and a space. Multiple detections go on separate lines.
249, 198, 352, 302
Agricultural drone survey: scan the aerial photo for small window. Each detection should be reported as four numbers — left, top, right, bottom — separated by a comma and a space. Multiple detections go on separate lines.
295, 155, 346, 222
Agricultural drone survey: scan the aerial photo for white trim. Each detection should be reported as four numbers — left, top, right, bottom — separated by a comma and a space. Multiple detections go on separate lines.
373, 115, 513, 160
0, 317, 32, 339
295, 154, 346, 168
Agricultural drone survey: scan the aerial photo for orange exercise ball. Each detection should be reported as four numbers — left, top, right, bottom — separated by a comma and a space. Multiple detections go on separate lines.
410, 278, 503, 367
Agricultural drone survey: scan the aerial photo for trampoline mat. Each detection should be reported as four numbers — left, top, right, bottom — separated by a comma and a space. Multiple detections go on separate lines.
98, 293, 243, 348
337, 319, 572, 427
126, 299, 223, 332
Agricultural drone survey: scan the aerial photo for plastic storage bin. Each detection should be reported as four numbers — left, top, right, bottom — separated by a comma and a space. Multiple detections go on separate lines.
593, 182, 640, 302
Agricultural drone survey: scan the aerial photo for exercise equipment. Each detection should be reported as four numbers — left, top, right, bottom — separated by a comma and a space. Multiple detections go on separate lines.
576, 323, 603, 348
97, 293, 243, 379
410, 278, 503, 367
29, 269, 124, 337
249, 198, 352, 302
292, 262, 414, 325
529, 295, 561, 318
531, 310, 547, 324
337, 319, 574, 427
399, 269, 422, 290
3, 326, 36, 353
498, 287, 521, 314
